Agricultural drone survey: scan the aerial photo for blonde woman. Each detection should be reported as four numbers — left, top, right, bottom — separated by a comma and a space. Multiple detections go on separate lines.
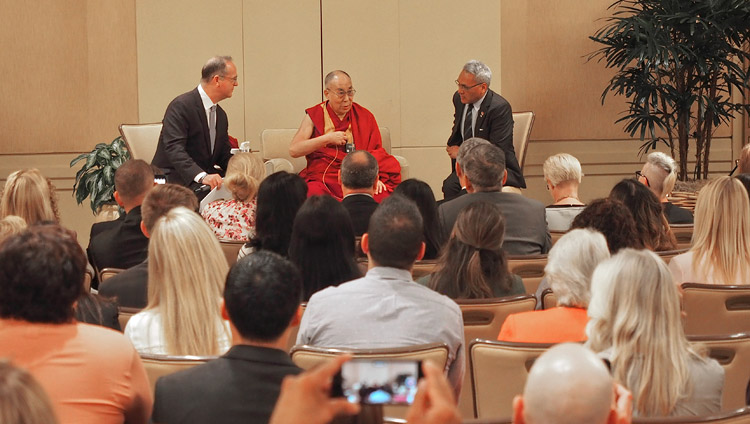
588, 249, 723, 417
1, 168, 59, 224
125, 206, 231, 355
543, 153, 586, 231
0, 215, 27, 246
202, 152, 266, 241
669, 176, 750, 285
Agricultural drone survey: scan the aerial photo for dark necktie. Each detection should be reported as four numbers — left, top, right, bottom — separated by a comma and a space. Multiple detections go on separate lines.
209, 105, 217, 153
463, 104, 473, 141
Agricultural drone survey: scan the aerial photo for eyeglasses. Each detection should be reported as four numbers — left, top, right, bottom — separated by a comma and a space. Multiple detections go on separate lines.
455, 80, 483, 91
635, 170, 650, 187
220, 75, 238, 83
330, 89, 356, 99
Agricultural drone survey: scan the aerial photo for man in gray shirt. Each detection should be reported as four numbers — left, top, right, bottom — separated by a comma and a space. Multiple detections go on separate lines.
297, 195, 465, 397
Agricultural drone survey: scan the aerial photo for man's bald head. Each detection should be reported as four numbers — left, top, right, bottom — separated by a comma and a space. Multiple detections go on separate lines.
341, 150, 378, 190
324, 70, 351, 88
514, 344, 616, 424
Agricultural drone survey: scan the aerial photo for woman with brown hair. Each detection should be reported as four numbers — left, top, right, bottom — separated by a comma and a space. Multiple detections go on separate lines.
609, 179, 676, 251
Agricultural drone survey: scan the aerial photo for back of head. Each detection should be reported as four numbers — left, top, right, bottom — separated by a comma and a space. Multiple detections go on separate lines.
252, 171, 308, 256
225, 152, 265, 202
201, 55, 233, 82
289, 195, 360, 300
141, 183, 199, 233
0, 216, 27, 246
341, 150, 378, 190
1, 168, 58, 225
456, 138, 505, 191
545, 228, 609, 308
609, 178, 675, 251
0, 224, 85, 324
0, 361, 58, 424
114, 159, 154, 204
571, 198, 642, 253
393, 179, 444, 250
643, 152, 677, 199
463, 60, 492, 85
225, 251, 302, 342
543, 153, 583, 186
367, 195, 424, 269
522, 343, 613, 424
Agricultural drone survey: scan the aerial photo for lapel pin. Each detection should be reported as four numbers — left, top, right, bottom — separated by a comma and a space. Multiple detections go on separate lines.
480, 111, 485, 118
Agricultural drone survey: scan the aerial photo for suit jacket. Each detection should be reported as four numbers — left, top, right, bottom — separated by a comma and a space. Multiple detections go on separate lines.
447, 90, 526, 188
438, 191, 550, 255
152, 345, 302, 424
663, 201, 694, 224
342, 193, 378, 236
87, 206, 148, 272
98, 259, 148, 309
152, 88, 232, 186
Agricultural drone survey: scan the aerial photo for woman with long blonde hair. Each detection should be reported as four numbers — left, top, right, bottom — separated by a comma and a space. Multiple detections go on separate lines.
125, 206, 230, 355
1, 168, 59, 224
669, 176, 750, 285
587, 249, 723, 417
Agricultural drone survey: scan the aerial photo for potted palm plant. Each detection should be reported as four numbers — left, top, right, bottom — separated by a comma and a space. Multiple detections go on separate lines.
70, 136, 131, 214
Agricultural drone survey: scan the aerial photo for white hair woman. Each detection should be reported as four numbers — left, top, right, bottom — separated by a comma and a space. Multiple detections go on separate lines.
588, 249, 723, 417
498, 229, 609, 342
638, 152, 692, 224
125, 206, 231, 355
543, 153, 585, 231
669, 176, 750, 285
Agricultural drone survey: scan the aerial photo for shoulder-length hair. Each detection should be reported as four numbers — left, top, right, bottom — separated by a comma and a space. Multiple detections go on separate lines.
691, 176, 750, 285
249, 171, 308, 257
224, 152, 266, 202
0, 361, 58, 424
609, 179, 676, 251
393, 179, 445, 258
429, 201, 511, 299
545, 228, 609, 308
147, 207, 229, 355
289, 195, 361, 300
1, 169, 59, 224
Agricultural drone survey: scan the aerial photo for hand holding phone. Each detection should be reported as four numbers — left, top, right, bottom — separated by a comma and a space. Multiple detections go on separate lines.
333, 359, 423, 405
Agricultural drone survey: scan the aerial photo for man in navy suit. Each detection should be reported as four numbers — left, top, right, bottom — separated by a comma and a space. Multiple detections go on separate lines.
443, 60, 525, 200
152, 56, 237, 191
340, 150, 379, 236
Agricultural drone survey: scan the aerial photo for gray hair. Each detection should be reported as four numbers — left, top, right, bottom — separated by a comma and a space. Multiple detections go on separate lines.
644, 152, 677, 198
341, 150, 378, 189
463, 60, 492, 85
543, 153, 583, 186
201, 56, 233, 82
545, 229, 610, 308
456, 138, 505, 191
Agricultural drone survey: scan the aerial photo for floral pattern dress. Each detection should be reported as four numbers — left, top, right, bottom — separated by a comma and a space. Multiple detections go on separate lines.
201, 198, 257, 241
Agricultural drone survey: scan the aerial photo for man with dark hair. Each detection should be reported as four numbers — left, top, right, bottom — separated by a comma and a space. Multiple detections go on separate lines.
340, 150, 379, 236
98, 184, 198, 308
87, 159, 154, 274
438, 138, 550, 255
0, 224, 152, 423
297, 195, 465, 397
152, 56, 237, 191
152, 251, 303, 423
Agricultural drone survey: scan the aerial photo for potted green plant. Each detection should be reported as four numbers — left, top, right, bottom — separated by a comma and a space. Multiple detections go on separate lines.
70, 136, 131, 214
589, 0, 750, 180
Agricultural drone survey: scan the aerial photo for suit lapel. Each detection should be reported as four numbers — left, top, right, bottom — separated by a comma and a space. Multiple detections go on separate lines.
192, 89, 212, 154
475, 90, 493, 137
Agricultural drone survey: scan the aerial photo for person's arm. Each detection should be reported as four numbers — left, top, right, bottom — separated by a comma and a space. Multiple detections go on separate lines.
405, 361, 462, 424
289, 114, 347, 158
446, 92, 463, 148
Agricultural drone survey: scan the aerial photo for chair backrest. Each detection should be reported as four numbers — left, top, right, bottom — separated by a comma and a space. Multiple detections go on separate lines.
541, 288, 557, 310
118, 306, 142, 332
99, 267, 124, 282
632, 406, 750, 424
681, 283, 750, 336
512, 111, 535, 170
219, 240, 246, 266
550, 230, 566, 246
412, 259, 438, 279
670, 224, 694, 250
688, 334, 750, 411
119, 123, 163, 162
508, 254, 548, 294
83, 267, 94, 292
139, 353, 216, 394
657, 248, 689, 263
470, 339, 552, 418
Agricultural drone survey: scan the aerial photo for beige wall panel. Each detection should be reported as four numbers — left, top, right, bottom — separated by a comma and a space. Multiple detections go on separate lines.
394, 147, 454, 195
243, 0, 321, 145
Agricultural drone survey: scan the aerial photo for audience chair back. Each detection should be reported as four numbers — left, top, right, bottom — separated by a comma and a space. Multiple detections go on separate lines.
508, 255, 548, 294
219, 240, 246, 267
469, 339, 553, 419
681, 283, 750, 336
119, 123, 163, 162
83, 267, 94, 292
512, 111, 535, 170
541, 288, 557, 310
550, 230, 565, 246
118, 306, 141, 331
99, 267, 124, 283
631, 406, 750, 423
688, 333, 750, 411
412, 259, 438, 279
139, 353, 217, 394
670, 224, 694, 250
657, 248, 689, 264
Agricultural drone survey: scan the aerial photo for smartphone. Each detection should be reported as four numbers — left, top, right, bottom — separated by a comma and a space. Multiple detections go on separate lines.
332, 359, 423, 405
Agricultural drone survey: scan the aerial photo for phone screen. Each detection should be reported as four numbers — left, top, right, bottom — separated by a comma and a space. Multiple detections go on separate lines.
333, 359, 422, 405
154, 175, 167, 184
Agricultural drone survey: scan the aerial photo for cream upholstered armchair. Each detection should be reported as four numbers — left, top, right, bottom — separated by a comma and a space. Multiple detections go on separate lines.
512, 111, 535, 171
119, 123, 163, 162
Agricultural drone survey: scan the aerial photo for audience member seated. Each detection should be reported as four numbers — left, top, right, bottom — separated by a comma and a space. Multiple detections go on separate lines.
152, 251, 303, 423
289, 195, 361, 301
74, 292, 120, 331
512, 343, 633, 424
0, 168, 59, 224
289, 70, 400, 200
421, 201, 525, 298
609, 179, 676, 251
239, 171, 307, 259
124, 207, 231, 355
438, 138, 550, 255
0, 361, 59, 424
340, 150, 380, 236
669, 176, 750, 285
588, 249, 724, 417
297, 195, 465, 397
393, 179, 445, 259
637, 152, 693, 224
201, 152, 265, 241
499, 229, 609, 342
98, 184, 199, 308
87, 159, 154, 273
0, 215, 26, 246
0, 224, 151, 423
543, 153, 586, 231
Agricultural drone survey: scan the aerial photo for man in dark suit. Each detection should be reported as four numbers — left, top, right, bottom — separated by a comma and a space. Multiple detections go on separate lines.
443, 60, 525, 201
439, 138, 550, 255
152, 251, 303, 424
152, 56, 237, 191
340, 150, 379, 236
